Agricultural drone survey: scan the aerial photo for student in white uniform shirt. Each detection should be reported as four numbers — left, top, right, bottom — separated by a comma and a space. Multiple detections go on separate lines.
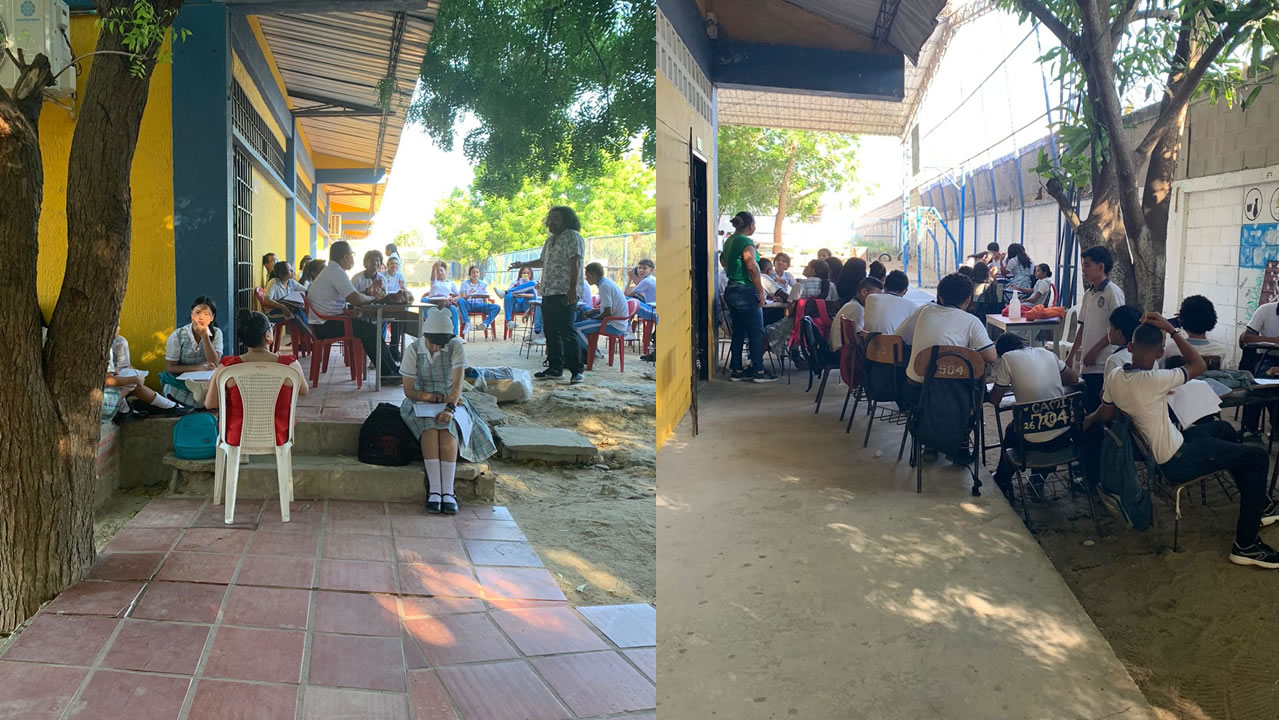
770, 252, 795, 293
572, 263, 629, 367
1022, 264, 1057, 307
163, 296, 224, 406
265, 261, 312, 329
426, 261, 471, 337
830, 277, 882, 349
307, 241, 400, 379
988, 332, 1079, 498
1162, 295, 1227, 367
1239, 300, 1279, 438
458, 265, 501, 330
1066, 245, 1125, 412
381, 256, 408, 294
1101, 305, 1143, 378
894, 273, 997, 386
1085, 315, 1277, 568
788, 259, 839, 303
352, 250, 386, 294
863, 270, 917, 335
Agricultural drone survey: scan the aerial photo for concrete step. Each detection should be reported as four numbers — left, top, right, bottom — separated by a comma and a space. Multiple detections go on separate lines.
171, 455, 494, 502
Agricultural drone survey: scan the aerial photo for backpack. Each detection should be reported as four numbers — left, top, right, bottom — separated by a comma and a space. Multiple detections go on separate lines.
358, 403, 420, 466
1095, 414, 1153, 531
173, 413, 218, 460
909, 348, 981, 458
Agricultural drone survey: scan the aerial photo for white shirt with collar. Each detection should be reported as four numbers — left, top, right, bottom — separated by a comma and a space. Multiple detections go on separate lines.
864, 292, 918, 336
1103, 365, 1188, 464
594, 277, 630, 334
308, 262, 359, 323
1246, 302, 1279, 339
895, 303, 994, 383
1077, 279, 1125, 375
352, 270, 382, 294
830, 299, 864, 348
991, 346, 1069, 442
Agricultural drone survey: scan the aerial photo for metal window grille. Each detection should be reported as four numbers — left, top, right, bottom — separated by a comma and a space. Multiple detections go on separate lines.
231, 80, 286, 179
232, 147, 254, 352
296, 178, 315, 215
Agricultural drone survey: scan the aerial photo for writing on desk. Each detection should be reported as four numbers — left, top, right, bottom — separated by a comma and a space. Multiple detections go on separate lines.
1019, 398, 1069, 433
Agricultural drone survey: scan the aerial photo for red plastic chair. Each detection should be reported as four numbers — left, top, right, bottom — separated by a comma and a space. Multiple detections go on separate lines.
257, 288, 313, 356
303, 295, 363, 389
467, 305, 497, 341
586, 299, 639, 372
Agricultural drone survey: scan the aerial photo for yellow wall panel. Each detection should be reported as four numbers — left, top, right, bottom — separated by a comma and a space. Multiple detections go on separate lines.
36, 16, 175, 375
252, 168, 289, 288
656, 71, 714, 447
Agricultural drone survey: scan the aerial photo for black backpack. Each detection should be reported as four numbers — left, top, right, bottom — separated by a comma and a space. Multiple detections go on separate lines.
358, 403, 421, 466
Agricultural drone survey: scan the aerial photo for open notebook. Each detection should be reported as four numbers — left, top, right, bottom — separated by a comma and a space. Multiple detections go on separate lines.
413, 402, 473, 440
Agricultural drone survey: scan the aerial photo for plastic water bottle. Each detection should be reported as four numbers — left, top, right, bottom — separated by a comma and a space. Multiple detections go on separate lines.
1009, 298, 1022, 320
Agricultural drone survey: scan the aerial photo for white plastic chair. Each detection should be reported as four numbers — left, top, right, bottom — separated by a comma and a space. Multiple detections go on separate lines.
1045, 304, 1080, 360
212, 362, 305, 524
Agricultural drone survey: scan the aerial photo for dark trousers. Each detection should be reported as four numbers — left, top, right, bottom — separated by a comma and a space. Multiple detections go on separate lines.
542, 294, 584, 374
1159, 420, 1270, 546
993, 426, 1075, 494
724, 282, 764, 372
315, 319, 399, 377
1082, 373, 1104, 413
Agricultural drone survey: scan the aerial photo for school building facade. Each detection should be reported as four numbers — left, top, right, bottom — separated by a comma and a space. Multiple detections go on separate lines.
34, 0, 433, 375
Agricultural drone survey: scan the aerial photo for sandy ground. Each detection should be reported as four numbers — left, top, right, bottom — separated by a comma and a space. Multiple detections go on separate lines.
978, 401, 1278, 720
462, 328, 657, 608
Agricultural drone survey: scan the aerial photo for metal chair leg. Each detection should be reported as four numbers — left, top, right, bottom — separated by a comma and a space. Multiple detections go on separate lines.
863, 400, 878, 448
815, 370, 830, 413
840, 385, 853, 421
846, 387, 863, 434
898, 411, 912, 462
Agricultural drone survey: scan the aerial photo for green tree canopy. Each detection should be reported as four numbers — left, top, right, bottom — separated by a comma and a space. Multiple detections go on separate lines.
717, 126, 860, 252
412, 0, 655, 198
431, 153, 655, 263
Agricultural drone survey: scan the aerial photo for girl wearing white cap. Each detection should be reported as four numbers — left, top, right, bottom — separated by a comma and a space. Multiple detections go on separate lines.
399, 306, 497, 514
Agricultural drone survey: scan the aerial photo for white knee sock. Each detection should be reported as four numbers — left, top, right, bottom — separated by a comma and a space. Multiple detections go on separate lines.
149, 394, 177, 409
440, 461, 456, 497
424, 459, 442, 496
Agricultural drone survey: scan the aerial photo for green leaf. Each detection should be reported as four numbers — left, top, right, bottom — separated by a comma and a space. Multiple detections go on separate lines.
1243, 84, 1263, 108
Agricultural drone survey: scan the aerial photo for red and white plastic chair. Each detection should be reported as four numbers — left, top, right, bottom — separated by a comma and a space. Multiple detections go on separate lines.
212, 362, 305, 524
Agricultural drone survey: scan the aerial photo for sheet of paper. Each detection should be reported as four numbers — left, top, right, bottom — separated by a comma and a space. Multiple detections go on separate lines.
282, 291, 305, 304
177, 370, 215, 381
115, 368, 148, 379
413, 402, 473, 441
1167, 379, 1222, 427
1254, 378, 1280, 386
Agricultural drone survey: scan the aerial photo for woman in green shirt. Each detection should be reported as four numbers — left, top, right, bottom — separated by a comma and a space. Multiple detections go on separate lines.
721, 212, 776, 382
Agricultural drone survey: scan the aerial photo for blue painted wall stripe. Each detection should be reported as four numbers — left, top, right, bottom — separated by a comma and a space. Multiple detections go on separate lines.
171, 3, 235, 353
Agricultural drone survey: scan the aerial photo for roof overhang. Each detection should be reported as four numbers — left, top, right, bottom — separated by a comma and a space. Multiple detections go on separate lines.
713, 0, 964, 138
249, 1, 438, 216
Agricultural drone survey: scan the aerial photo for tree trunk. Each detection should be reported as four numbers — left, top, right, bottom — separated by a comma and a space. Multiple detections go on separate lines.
772, 145, 796, 256
0, 0, 181, 634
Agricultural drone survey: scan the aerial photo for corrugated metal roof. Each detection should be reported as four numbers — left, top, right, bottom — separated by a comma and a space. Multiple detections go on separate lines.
717, 1, 983, 138
784, 0, 946, 65
256, 6, 437, 213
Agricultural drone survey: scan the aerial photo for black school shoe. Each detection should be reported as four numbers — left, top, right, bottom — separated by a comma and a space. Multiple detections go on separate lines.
534, 369, 563, 380
441, 493, 458, 515
1230, 539, 1279, 569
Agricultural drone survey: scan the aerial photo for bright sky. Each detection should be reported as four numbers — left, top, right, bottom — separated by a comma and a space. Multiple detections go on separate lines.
367, 114, 480, 253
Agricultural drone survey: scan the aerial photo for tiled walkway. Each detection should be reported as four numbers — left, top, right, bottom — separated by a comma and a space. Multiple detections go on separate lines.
1, 498, 656, 720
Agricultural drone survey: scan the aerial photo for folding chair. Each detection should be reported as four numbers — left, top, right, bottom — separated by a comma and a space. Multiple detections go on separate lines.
799, 316, 841, 413
859, 333, 909, 446
1004, 392, 1097, 530
906, 346, 986, 495
1127, 415, 1236, 552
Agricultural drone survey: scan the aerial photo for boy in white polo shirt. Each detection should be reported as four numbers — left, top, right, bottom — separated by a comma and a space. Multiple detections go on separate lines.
1085, 314, 1277, 568
864, 270, 918, 335
988, 333, 1079, 498
895, 273, 996, 386
1067, 245, 1125, 412
1239, 300, 1278, 439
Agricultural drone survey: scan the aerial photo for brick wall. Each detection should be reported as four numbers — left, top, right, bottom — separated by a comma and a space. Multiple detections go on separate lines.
95, 422, 121, 510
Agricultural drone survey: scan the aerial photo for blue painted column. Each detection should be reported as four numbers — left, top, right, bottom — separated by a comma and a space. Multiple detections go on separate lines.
171, 3, 233, 353
309, 184, 319, 257
285, 116, 298, 265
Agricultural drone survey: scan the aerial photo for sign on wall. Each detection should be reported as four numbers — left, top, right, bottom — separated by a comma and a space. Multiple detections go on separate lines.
1239, 223, 1279, 269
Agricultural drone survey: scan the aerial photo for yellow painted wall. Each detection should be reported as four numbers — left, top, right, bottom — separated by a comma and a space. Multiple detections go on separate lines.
252, 168, 289, 288
232, 52, 285, 147
36, 16, 175, 375
656, 71, 714, 446
295, 210, 311, 262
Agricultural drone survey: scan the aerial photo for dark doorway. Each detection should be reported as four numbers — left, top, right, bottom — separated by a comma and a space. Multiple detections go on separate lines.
690, 150, 710, 387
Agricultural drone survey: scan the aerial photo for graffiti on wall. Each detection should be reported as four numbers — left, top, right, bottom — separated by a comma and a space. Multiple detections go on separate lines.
1239, 223, 1279, 319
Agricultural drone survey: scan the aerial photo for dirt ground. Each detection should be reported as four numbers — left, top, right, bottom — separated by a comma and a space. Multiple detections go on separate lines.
463, 332, 657, 608
978, 409, 1278, 720
89, 324, 657, 612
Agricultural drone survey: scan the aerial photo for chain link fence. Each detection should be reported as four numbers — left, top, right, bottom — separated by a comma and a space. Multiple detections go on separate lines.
479, 232, 656, 289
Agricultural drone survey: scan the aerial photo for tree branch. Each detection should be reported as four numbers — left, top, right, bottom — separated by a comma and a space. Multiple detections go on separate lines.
1016, 0, 1080, 54
1108, 0, 1140, 45
1045, 177, 1082, 230
1135, 0, 1272, 157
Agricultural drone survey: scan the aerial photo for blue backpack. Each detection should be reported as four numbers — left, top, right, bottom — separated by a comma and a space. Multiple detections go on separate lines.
173, 413, 218, 460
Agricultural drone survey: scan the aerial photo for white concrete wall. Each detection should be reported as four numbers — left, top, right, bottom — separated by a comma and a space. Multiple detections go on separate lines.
1166, 167, 1279, 369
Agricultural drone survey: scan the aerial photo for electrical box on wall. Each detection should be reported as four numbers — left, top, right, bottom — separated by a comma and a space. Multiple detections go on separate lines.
328, 213, 342, 239
0, 0, 76, 100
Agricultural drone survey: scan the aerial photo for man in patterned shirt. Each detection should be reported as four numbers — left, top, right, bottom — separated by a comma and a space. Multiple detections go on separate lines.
511, 206, 587, 384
